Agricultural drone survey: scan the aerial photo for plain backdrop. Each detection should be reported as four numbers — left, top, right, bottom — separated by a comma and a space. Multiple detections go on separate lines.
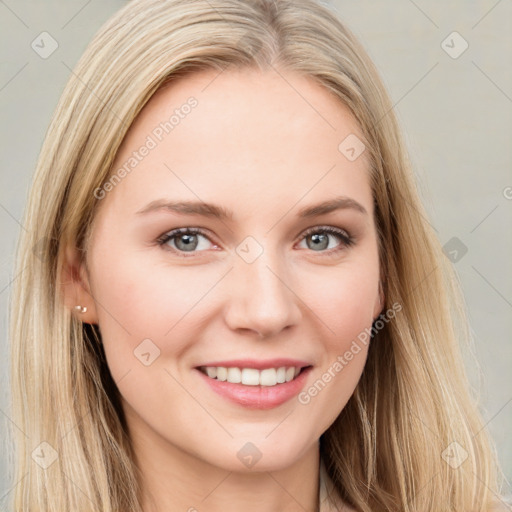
1, 0, 511, 504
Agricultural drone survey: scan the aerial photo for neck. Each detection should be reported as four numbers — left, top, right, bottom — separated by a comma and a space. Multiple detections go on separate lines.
126, 410, 321, 512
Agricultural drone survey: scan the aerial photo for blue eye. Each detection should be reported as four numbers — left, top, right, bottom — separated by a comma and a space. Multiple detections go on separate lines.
299, 226, 354, 255
156, 226, 354, 258
156, 227, 214, 255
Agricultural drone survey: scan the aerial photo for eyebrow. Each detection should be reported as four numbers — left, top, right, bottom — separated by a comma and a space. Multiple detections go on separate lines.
135, 195, 368, 220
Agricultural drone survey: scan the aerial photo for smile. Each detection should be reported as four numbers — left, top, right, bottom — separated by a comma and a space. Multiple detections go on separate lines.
195, 365, 314, 409
198, 365, 307, 386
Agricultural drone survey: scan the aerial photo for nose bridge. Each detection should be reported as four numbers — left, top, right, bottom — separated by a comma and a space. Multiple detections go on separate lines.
225, 237, 302, 337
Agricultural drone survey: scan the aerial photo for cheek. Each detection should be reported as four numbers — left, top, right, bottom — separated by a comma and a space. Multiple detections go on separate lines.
320, 278, 373, 370
88, 247, 217, 376
90, 244, 199, 331
294, 255, 378, 417
303, 255, 379, 346
85, 232, 379, 461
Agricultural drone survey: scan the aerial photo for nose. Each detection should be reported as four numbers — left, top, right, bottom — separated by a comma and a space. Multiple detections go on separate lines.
223, 249, 302, 339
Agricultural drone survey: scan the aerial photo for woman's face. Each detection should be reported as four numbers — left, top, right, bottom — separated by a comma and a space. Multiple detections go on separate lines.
75, 67, 382, 472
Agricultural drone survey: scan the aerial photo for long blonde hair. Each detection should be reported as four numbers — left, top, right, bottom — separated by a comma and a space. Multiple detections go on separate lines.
8, 0, 505, 510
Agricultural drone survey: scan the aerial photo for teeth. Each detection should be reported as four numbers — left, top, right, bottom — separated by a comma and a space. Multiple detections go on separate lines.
200, 366, 303, 386
227, 367, 241, 383
206, 367, 218, 379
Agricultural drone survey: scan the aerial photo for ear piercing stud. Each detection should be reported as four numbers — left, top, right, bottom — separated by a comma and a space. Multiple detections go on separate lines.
74, 305, 87, 313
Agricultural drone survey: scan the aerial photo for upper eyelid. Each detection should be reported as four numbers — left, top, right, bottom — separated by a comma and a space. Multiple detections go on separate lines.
159, 225, 352, 248
300, 225, 350, 238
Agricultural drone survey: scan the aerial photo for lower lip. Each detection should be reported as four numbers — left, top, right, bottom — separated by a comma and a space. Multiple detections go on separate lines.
194, 366, 313, 410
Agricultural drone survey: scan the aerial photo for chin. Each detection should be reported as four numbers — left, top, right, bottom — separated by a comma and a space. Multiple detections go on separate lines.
201, 433, 313, 473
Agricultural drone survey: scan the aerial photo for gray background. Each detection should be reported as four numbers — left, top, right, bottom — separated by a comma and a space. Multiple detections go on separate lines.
1, 0, 511, 504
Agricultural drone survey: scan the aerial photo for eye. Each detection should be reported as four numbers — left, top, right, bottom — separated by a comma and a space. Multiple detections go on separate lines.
156, 225, 354, 258
156, 227, 216, 257
296, 225, 354, 256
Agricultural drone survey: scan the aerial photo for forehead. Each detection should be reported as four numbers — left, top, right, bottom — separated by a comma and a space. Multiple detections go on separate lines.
98, 67, 372, 221
118, 66, 368, 162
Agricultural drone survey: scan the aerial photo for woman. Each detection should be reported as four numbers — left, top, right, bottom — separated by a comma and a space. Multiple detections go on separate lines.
8, 0, 507, 510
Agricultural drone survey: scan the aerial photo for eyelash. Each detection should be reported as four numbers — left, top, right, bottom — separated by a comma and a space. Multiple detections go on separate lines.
156, 225, 354, 259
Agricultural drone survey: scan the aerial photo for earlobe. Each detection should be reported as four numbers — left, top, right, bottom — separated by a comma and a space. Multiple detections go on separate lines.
60, 245, 99, 325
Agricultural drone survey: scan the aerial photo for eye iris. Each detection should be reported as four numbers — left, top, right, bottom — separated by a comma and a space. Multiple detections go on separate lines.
162, 228, 347, 255
308, 232, 329, 251
176, 233, 198, 251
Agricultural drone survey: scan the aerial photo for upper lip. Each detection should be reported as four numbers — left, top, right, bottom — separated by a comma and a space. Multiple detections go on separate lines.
195, 358, 313, 370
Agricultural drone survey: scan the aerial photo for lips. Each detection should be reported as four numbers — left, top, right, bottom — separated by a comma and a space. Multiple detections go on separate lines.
195, 364, 314, 409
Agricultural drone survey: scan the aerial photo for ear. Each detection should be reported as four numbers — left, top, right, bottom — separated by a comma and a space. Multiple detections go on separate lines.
60, 245, 99, 325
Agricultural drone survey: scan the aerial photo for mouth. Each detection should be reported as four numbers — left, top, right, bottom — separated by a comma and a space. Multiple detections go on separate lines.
196, 364, 313, 387
194, 364, 314, 409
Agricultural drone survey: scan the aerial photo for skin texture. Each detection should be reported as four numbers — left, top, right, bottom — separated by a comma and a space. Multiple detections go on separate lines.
62, 67, 383, 512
